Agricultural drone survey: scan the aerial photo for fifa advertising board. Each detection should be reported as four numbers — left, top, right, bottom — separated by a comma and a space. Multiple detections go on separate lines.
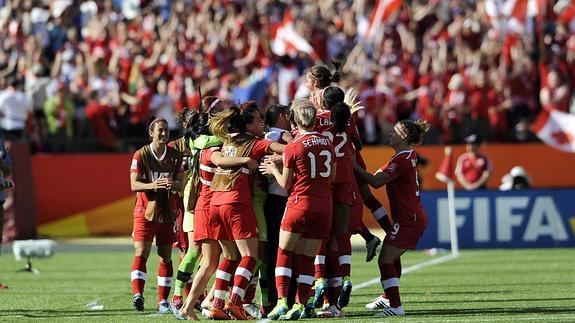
418, 189, 575, 249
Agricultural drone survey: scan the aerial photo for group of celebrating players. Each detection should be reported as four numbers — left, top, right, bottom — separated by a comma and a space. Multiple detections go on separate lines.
128, 60, 430, 320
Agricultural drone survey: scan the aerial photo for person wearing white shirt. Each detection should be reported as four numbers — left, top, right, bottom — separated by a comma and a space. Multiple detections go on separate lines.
262, 103, 292, 309
0, 79, 33, 139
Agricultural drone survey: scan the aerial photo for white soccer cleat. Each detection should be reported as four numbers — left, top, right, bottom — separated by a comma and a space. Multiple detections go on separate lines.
201, 308, 213, 318
242, 303, 262, 319
365, 295, 390, 310
375, 305, 405, 317
316, 305, 344, 318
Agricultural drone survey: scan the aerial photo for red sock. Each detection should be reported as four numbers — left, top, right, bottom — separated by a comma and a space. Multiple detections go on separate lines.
336, 233, 352, 277
230, 256, 257, 305
243, 275, 259, 304
380, 263, 401, 308
157, 260, 173, 303
326, 249, 341, 305
314, 242, 326, 279
295, 254, 314, 305
131, 256, 147, 296
364, 195, 391, 233
213, 257, 238, 309
275, 248, 294, 299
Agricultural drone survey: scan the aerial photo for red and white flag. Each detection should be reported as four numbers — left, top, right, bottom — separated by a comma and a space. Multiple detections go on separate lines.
363, 0, 403, 39
532, 110, 575, 153
271, 10, 319, 61
435, 146, 455, 183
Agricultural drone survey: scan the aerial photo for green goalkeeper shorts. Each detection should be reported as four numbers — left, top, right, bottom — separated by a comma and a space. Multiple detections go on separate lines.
253, 187, 268, 242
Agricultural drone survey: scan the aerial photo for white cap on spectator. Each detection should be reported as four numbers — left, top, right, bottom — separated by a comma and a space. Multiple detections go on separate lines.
51, 0, 72, 18
122, 0, 140, 20
30, 8, 50, 23
80, 1, 98, 16
448, 73, 463, 90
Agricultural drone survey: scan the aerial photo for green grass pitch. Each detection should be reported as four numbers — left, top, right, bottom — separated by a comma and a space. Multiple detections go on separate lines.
0, 244, 573, 322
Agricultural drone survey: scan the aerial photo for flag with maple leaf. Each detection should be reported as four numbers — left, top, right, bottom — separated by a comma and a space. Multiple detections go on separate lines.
531, 109, 575, 153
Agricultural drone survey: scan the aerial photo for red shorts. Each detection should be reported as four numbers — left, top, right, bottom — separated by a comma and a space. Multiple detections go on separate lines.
193, 208, 214, 242
280, 207, 332, 239
332, 181, 353, 206
132, 209, 177, 246
172, 196, 188, 250
354, 152, 368, 187
348, 192, 364, 234
210, 203, 259, 241
384, 223, 426, 250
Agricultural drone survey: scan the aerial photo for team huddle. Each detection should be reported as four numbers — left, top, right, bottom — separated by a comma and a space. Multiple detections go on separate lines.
129, 61, 430, 320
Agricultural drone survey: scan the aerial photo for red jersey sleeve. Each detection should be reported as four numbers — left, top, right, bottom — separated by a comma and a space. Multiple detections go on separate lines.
130, 151, 142, 174
283, 142, 296, 169
379, 156, 405, 181
251, 139, 273, 160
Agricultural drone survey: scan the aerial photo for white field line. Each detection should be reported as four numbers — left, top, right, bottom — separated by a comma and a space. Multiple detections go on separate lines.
354, 252, 459, 291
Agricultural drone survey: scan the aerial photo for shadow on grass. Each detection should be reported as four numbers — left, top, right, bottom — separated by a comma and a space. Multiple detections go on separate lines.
346, 306, 575, 318
0, 309, 146, 318
353, 290, 514, 297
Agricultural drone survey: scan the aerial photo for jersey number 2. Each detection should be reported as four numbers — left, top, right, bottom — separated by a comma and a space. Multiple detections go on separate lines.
308, 150, 332, 178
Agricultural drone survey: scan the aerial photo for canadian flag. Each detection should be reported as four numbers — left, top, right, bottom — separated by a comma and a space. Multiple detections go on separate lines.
364, 0, 403, 39
435, 146, 455, 183
531, 109, 575, 153
271, 10, 319, 61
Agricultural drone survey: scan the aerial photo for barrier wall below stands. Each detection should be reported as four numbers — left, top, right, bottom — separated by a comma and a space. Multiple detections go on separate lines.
24, 144, 575, 242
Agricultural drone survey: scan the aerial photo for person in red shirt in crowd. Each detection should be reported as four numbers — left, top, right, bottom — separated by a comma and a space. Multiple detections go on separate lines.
262, 99, 336, 320
129, 117, 184, 313
354, 119, 431, 317
207, 102, 284, 320
540, 70, 570, 113
468, 70, 492, 141
455, 134, 493, 190
121, 77, 153, 149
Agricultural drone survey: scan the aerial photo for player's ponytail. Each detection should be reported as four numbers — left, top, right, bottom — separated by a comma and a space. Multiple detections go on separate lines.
209, 105, 241, 140
330, 57, 341, 83
308, 57, 342, 89
331, 102, 351, 133
322, 86, 345, 110
185, 113, 211, 141
400, 119, 431, 145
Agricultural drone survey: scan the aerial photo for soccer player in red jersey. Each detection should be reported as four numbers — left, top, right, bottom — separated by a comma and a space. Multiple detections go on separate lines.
207, 102, 284, 320
177, 101, 258, 320
129, 117, 184, 313
261, 99, 336, 320
354, 119, 431, 317
310, 85, 357, 315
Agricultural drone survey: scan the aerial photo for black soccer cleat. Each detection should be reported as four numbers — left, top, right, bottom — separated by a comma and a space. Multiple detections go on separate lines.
132, 295, 145, 311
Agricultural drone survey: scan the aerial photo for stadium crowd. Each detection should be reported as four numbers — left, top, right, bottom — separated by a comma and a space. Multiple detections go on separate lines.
0, 0, 573, 152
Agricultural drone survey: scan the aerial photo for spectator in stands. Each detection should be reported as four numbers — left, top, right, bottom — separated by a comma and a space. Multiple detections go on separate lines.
0, 78, 33, 140
0, 0, 572, 150
455, 134, 493, 190
43, 82, 75, 152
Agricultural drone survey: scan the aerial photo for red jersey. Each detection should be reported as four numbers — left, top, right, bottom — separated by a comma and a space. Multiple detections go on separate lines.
455, 152, 492, 184
283, 131, 335, 212
314, 110, 358, 184
211, 137, 272, 206
195, 146, 220, 211
379, 150, 427, 228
